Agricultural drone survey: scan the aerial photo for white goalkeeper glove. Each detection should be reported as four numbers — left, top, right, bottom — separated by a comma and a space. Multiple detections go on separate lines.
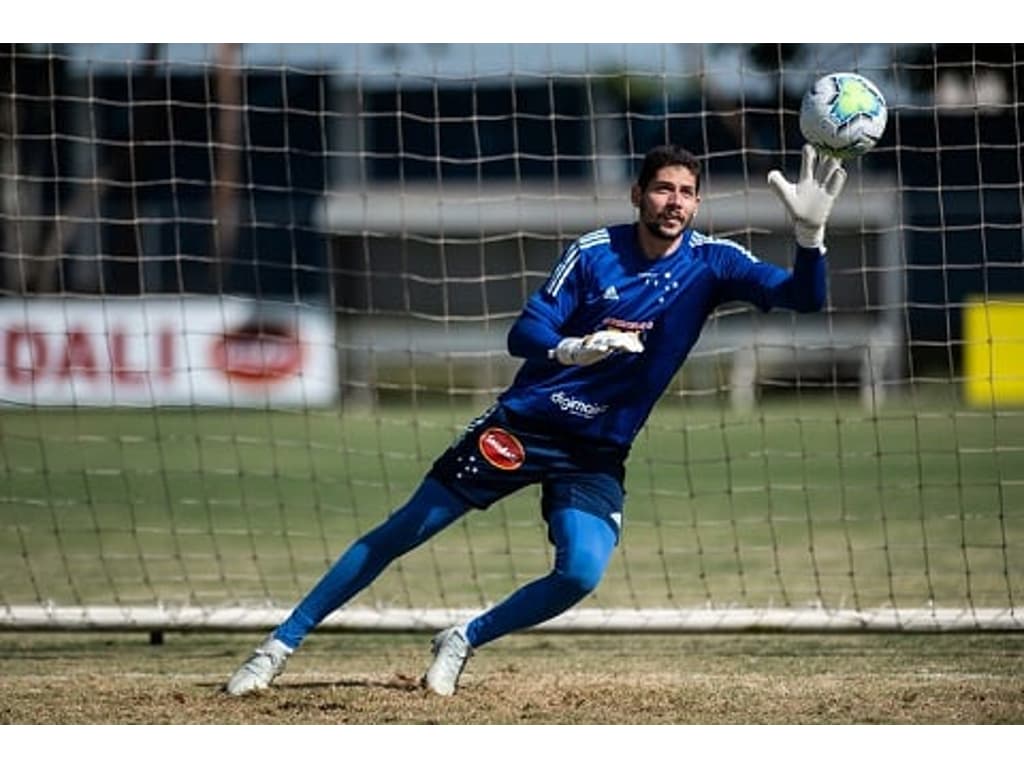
550, 329, 645, 366
767, 143, 848, 250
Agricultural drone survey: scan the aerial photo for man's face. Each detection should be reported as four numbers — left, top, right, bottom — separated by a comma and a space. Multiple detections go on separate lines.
631, 165, 701, 242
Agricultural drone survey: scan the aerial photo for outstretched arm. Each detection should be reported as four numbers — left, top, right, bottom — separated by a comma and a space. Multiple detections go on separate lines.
765, 246, 828, 313
739, 143, 846, 312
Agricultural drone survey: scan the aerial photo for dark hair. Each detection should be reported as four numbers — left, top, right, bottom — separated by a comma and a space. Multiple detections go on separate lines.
635, 145, 702, 194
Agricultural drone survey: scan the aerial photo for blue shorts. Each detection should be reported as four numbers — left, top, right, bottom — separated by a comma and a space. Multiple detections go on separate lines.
427, 404, 628, 539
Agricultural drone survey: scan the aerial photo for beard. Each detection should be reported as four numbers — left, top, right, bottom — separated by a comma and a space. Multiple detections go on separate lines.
641, 218, 679, 241
639, 203, 690, 241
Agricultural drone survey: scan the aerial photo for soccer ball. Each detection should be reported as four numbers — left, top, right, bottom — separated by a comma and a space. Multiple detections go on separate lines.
799, 72, 888, 159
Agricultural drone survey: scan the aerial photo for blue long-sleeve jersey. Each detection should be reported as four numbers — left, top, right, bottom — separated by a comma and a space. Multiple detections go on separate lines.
499, 223, 826, 448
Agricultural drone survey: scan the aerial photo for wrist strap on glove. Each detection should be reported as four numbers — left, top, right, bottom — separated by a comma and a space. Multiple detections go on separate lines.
550, 330, 644, 366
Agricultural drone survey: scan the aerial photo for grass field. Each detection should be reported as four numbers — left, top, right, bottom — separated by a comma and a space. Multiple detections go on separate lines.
2, 393, 1023, 727
3, 394, 1022, 616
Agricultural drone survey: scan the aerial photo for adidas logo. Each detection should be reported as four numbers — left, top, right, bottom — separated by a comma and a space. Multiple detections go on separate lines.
602, 285, 619, 301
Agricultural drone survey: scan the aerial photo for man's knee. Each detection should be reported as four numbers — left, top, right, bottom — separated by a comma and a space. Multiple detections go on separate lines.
556, 546, 608, 596
548, 507, 617, 597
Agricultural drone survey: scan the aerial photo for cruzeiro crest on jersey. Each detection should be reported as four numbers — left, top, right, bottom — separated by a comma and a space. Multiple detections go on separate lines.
544, 229, 611, 297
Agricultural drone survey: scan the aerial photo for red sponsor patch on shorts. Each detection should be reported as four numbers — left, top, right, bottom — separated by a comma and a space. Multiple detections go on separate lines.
478, 427, 525, 470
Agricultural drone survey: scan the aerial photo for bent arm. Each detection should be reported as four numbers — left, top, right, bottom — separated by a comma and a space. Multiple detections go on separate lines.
507, 300, 564, 360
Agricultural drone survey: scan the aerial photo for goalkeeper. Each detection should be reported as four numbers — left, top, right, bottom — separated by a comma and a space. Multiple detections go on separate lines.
226, 142, 847, 696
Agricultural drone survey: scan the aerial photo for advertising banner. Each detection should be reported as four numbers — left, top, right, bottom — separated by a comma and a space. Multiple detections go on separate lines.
963, 295, 1024, 406
0, 297, 338, 407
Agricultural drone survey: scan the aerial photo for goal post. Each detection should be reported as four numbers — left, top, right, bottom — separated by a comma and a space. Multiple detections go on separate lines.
1, 43, 1022, 633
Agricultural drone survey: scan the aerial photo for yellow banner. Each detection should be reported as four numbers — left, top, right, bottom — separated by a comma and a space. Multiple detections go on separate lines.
963, 295, 1024, 405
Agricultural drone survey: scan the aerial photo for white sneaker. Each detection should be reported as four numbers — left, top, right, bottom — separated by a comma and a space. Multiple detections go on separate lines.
225, 635, 293, 696
422, 625, 473, 696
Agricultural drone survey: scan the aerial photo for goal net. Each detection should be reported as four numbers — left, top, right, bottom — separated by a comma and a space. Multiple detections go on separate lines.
1, 43, 1021, 633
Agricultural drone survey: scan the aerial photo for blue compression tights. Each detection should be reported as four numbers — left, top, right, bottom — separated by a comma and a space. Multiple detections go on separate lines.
466, 501, 617, 647
273, 478, 617, 650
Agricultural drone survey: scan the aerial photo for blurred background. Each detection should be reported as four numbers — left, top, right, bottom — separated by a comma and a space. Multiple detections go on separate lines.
2, 43, 1022, 393
2, 42, 1022, 628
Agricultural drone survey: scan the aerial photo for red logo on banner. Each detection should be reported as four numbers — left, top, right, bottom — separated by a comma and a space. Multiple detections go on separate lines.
478, 427, 525, 471
210, 322, 303, 383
